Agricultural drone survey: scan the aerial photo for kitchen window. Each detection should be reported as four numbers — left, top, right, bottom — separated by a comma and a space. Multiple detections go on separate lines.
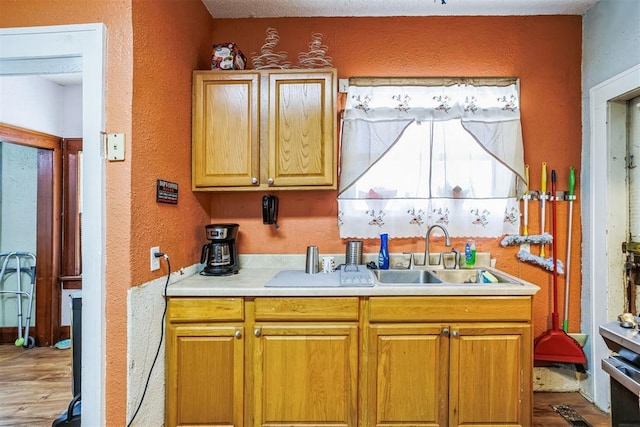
338, 77, 526, 239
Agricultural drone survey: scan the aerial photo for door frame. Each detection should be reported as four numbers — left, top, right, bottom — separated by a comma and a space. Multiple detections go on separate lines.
0, 24, 106, 425
588, 63, 640, 410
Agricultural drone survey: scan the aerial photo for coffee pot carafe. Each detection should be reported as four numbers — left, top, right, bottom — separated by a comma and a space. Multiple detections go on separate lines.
200, 223, 239, 276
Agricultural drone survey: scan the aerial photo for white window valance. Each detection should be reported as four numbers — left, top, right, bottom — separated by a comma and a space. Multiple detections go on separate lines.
338, 78, 526, 239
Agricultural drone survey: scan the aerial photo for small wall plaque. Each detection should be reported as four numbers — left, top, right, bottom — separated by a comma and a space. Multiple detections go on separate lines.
156, 179, 178, 205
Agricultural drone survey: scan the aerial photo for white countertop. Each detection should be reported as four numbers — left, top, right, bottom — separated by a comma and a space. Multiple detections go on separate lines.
167, 254, 540, 297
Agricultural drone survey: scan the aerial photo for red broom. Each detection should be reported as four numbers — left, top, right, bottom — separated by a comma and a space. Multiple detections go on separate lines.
533, 169, 586, 366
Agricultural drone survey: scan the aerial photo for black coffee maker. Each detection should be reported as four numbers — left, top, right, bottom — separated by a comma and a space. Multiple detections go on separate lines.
200, 223, 239, 276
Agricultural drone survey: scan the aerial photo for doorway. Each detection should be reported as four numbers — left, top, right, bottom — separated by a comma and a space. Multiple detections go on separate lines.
0, 24, 106, 425
588, 64, 640, 411
0, 125, 61, 346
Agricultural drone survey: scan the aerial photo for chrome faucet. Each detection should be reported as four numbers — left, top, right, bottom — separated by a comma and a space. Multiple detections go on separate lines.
422, 224, 451, 266
403, 252, 414, 269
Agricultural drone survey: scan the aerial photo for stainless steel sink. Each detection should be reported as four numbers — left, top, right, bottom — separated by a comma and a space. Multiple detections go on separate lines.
374, 269, 442, 284
430, 269, 510, 284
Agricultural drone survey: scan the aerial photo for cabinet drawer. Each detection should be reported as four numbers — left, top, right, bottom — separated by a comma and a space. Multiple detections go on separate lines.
254, 297, 359, 321
168, 297, 244, 323
368, 296, 531, 323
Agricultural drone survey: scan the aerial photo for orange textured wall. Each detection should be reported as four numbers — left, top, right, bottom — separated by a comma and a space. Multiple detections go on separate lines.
125, 1, 213, 425
208, 17, 583, 339
130, 0, 213, 286
1, 0, 214, 424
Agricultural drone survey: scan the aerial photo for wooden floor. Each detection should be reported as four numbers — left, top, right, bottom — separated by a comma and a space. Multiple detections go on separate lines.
533, 392, 611, 427
0, 344, 73, 427
0, 344, 611, 426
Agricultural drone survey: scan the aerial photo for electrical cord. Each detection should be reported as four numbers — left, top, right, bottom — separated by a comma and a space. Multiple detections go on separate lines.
127, 252, 170, 427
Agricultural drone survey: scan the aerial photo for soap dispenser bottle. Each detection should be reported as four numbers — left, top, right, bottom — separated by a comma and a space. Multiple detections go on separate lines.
465, 239, 476, 268
378, 233, 390, 269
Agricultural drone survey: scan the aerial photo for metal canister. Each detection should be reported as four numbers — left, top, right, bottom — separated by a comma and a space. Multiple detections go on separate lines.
305, 246, 319, 274
345, 240, 363, 265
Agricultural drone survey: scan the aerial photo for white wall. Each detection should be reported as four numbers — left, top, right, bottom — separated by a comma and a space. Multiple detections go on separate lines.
0, 75, 81, 137
0, 143, 37, 327
127, 263, 200, 426
62, 84, 83, 137
582, 0, 640, 409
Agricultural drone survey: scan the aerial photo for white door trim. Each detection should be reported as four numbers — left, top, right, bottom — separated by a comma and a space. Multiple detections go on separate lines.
588, 63, 640, 410
0, 24, 106, 425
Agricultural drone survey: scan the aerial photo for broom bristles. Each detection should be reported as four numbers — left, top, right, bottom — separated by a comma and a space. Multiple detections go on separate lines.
501, 233, 553, 247
516, 249, 564, 274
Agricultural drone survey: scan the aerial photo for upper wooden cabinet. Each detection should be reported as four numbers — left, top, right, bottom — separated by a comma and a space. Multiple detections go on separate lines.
192, 69, 337, 191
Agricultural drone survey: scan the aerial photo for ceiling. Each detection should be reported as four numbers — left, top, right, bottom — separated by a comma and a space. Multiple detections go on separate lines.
12, 0, 598, 87
201, 0, 599, 19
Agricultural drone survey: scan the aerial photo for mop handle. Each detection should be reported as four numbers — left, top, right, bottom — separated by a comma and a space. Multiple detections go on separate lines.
523, 165, 529, 236
563, 166, 576, 332
540, 162, 547, 257
551, 169, 559, 330
568, 166, 575, 196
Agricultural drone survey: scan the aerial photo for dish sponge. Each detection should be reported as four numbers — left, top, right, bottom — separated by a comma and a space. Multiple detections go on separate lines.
482, 271, 499, 283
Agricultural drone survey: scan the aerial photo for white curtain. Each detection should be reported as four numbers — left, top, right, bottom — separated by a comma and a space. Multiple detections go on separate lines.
338, 78, 526, 239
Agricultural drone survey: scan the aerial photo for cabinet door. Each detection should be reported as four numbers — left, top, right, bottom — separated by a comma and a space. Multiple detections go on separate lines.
253, 323, 358, 427
366, 324, 449, 427
166, 323, 244, 427
448, 323, 532, 427
267, 70, 336, 188
192, 71, 260, 189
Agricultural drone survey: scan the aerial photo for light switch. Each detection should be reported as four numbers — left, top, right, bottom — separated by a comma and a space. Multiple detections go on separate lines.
339, 79, 349, 93
107, 133, 125, 161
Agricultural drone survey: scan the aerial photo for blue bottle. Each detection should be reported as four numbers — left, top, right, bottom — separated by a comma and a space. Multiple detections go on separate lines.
378, 233, 390, 269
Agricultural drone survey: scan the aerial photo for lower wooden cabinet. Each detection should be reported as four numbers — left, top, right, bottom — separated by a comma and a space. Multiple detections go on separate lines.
251, 297, 360, 426
365, 323, 531, 427
165, 295, 533, 427
449, 324, 531, 426
165, 323, 244, 427
366, 324, 449, 426
165, 298, 245, 427
365, 297, 533, 427
253, 323, 358, 426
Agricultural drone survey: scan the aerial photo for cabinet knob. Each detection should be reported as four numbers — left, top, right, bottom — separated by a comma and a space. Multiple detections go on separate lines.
267, 178, 274, 185
234, 330, 242, 339
251, 177, 258, 184
442, 328, 450, 336
452, 330, 459, 338
254, 328, 261, 337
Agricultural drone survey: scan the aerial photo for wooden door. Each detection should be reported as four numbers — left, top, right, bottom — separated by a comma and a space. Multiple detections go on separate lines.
253, 322, 358, 427
366, 323, 449, 427
165, 323, 244, 427
59, 137, 82, 339
448, 323, 532, 427
0, 123, 61, 346
192, 71, 260, 189
267, 70, 336, 188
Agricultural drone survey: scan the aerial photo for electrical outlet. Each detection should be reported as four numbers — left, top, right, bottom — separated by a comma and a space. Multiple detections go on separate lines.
150, 246, 160, 271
